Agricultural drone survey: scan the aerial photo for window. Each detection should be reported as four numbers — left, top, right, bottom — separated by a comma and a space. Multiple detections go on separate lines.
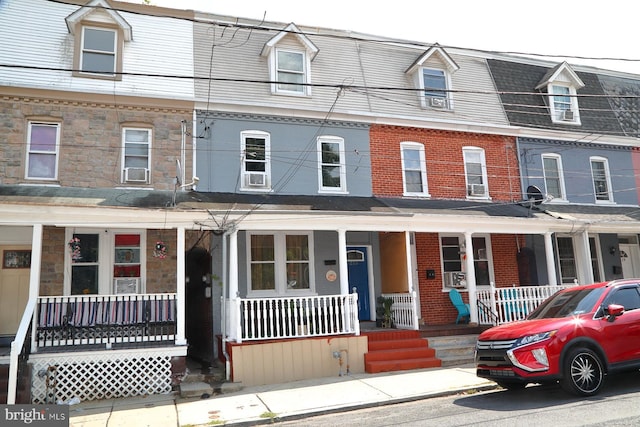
472, 237, 491, 287
590, 157, 613, 202
122, 128, 151, 184
440, 236, 466, 290
557, 236, 577, 284
401, 142, 429, 196
463, 147, 488, 198
241, 131, 271, 190
26, 122, 60, 180
604, 287, 640, 311
66, 229, 145, 295
276, 49, 306, 94
549, 84, 580, 123
80, 26, 117, 76
247, 232, 314, 295
589, 236, 602, 283
317, 136, 346, 193
542, 154, 566, 200
423, 68, 449, 108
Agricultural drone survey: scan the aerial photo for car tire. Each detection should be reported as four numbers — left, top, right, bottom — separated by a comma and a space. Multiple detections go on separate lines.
560, 347, 604, 396
496, 381, 526, 391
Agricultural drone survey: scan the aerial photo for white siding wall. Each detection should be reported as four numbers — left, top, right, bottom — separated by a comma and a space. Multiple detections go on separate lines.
0, 0, 193, 100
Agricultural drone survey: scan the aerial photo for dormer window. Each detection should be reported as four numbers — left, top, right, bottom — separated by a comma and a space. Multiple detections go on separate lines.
535, 62, 584, 125
423, 68, 448, 108
262, 23, 319, 97
65, 0, 132, 81
406, 44, 459, 110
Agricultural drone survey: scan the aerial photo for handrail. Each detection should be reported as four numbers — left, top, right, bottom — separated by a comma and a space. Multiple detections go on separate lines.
8, 297, 37, 404
476, 298, 499, 325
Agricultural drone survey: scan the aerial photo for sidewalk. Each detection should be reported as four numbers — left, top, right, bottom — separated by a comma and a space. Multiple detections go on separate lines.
68, 364, 497, 426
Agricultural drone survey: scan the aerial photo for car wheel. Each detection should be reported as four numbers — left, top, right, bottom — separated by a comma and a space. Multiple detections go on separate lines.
496, 381, 526, 391
560, 347, 604, 396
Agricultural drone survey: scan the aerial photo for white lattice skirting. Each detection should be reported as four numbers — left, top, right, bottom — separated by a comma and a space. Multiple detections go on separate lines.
29, 347, 185, 404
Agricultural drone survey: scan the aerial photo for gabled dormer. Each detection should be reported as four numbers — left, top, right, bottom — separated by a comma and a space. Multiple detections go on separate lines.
65, 0, 132, 80
406, 44, 459, 110
261, 23, 319, 97
535, 62, 585, 125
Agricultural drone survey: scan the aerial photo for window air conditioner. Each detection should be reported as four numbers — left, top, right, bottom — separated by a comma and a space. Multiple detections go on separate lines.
124, 167, 149, 183
444, 272, 466, 288
561, 109, 575, 121
245, 172, 267, 187
113, 277, 139, 294
430, 97, 447, 108
468, 184, 486, 197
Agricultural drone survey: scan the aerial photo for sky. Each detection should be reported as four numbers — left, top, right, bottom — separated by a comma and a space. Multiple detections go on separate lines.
130, 0, 640, 75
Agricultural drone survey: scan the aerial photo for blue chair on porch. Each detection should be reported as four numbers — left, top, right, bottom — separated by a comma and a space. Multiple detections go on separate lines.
449, 289, 470, 324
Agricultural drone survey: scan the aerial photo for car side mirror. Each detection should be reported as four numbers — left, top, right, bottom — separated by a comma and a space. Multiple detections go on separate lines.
605, 303, 625, 321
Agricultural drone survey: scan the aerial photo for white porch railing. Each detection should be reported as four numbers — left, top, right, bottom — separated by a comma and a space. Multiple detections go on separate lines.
35, 294, 177, 349
381, 292, 419, 330
228, 294, 359, 343
477, 283, 576, 325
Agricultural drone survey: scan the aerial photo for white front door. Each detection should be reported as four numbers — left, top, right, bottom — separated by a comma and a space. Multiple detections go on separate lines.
620, 243, 640, 278
0, 246, 31, 335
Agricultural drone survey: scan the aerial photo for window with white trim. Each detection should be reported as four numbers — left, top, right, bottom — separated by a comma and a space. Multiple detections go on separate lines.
589, 236, 602, 283
80, 26, 117, 76
241, 131, 271, 190
556, 236, 577, 284
422, 68, 449, 109
65, 229, 145, 295
247, 232, 314, 295
275, 49, 307, 95
122, 128, 151, 184
463, 147, 488, 198
317, 136, 346, 193
590, 156, 613, 202
550, 84, 579, 123
26, 122, 60, 180
542, 153, 566, 200
401, 142, 429, 196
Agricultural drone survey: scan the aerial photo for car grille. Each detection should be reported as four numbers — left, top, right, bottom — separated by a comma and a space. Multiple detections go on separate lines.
476, 339, 516, 368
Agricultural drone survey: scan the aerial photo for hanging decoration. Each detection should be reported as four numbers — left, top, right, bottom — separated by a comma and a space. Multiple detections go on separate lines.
154, 240, 167, 259
68, 237, 82, 261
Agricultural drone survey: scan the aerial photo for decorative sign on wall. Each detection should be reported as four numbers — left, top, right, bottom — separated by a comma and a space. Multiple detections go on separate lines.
3, 250, 32, 269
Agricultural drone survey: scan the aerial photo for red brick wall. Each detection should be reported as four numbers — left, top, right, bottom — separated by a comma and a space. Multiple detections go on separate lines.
370, 125, 521, 201
491, 234, 524, 287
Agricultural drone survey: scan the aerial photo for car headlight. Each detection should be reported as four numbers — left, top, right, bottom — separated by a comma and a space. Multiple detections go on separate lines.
513, 330, 557, 348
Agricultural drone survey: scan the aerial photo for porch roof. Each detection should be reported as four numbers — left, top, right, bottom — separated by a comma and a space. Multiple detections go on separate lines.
536, 204, 640, 231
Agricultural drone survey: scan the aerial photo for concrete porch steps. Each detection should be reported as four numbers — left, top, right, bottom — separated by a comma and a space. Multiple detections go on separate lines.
427, 334, 478, 367
363, 330, 442, 374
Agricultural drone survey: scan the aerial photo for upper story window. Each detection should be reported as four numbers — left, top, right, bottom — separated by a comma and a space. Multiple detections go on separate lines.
405, 44, 458, 110
590, 156, 613, 203
463, 147, 488, 198
241, 131, 271, 191
535, 62, 584, 125
121, 128, 151, 184
66, 0, 132, 81
261, 23, 318, 97
26, 122, 60, 181
542, 153, 566, 201
401, 142, 429, 196
317, 136, 346, 193
247, 232, 314, 296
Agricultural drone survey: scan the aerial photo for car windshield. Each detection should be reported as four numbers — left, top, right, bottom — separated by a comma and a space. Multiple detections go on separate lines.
527, 287, 606, 319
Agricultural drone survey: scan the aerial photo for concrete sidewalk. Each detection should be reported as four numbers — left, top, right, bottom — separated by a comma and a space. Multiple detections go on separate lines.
68, 364, 497, 426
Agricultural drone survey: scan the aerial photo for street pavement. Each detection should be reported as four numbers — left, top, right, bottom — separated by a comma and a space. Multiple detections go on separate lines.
68, 363, 497, 426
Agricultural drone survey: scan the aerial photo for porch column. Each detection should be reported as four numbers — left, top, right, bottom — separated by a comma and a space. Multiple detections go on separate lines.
176, 227, 187, 345
337, 229, 349, 295
228, 229, 239, 341
464, 232, 479, 324
544, 232, 558, 285
29, 224, 43, 352
578, 230, 594, 284
404, 231, 414, 293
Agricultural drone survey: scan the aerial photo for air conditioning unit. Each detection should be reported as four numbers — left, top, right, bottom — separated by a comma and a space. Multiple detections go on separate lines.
561, 109, 575, 121
468, 184, 486, 197
444, 272, 466, 288
113, 277, 139, 294
245, 172, 267, 187
430, 97, 447, 108
124, 167, 149, 183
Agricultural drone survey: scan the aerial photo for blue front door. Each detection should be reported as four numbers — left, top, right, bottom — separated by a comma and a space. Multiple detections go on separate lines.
347, 246, 370, 320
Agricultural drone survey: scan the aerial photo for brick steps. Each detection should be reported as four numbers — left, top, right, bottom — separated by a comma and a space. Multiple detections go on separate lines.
363, 330, 442, 374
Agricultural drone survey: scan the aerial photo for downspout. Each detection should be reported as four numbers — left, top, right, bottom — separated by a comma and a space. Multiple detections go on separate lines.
191, 110, 197, 190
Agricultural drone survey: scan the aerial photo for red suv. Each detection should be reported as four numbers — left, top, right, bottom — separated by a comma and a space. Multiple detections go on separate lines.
475, 279, 640, 396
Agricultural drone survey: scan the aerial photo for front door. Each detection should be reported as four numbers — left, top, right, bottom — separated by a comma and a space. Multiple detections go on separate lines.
347, 246, 371, 320
0, 246, 31, 336
620, 243, 640, 278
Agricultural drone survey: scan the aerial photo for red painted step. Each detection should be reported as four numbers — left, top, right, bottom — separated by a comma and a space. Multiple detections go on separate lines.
363, 330, 442, 374
365, 357, 442, 374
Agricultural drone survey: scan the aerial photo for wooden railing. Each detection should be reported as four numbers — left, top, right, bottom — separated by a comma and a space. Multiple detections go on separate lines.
35, 294, 177, 348
228, 294, 359, 343
381, 292, 419, 330
477, 283, 576, 325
